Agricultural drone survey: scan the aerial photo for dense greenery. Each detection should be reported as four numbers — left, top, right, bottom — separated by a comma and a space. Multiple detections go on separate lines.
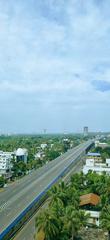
35, 174, 87, 240
11, 160, 27, 177
92, 137, 110, 161
101, 205, 110, 240
0, 176, 5, 187
0, 134, 85, 180
35, 171, 110, 240
93, 146, 110, 161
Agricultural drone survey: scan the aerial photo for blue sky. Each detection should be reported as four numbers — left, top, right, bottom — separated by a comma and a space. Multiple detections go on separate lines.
0, 0, 110, 133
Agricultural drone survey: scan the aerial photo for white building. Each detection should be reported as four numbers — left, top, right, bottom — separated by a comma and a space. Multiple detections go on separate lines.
0, 151, 13, 178
95, 140, 108, 148
106, 159, 110, 167
40, 144, 48, 150
83, 158, 110, 175
85, 210, 100, 227
15, 148, 28, 164
63, 138, 69, 142
80, 193, 100, 227
50, 144, 54, 148
35, 152, 45, 160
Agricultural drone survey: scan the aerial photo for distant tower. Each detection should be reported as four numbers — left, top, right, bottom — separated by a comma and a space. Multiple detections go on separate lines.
43, 129, 47, 134
83, 126, 88, 136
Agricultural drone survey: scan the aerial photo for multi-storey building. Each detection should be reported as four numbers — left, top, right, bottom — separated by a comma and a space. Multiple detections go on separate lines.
15, 148, 28, 164
83, 126, 88, 136
0, 151, 13, 178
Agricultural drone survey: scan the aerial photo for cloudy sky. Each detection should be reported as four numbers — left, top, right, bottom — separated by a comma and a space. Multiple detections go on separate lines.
0, 0, 110, 133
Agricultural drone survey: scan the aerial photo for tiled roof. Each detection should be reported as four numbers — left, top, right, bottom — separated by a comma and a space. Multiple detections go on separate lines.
80, 193, 100, 206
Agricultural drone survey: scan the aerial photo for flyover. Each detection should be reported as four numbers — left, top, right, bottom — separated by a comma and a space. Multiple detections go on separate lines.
0, 140, 93, 239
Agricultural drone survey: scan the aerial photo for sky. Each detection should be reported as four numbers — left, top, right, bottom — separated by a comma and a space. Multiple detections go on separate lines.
0, 0, 110, 133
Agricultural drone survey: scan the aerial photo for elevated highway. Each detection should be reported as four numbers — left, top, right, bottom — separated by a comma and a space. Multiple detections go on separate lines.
0, 140, 93, 239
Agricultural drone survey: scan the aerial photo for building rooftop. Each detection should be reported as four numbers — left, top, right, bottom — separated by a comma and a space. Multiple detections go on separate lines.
15, 148, 28, 156
80, 193, 100, 206
87, 152, 101, 157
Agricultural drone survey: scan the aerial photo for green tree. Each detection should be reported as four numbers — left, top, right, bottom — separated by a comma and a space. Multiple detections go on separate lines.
12, 161, 27, 177
67, 186, 80, 208
63, 206, 88, 240
100, 205, 110, 240
35, 208, 60, 240
49, 182, 67, 207
0, 176, 5, 187
46, 150, 60, 161
70, 172, 86, 191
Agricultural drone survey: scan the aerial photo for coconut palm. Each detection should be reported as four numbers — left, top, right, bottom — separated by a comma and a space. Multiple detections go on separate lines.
49, 182, 67, 207
35, 208, 60, 240
51, 198, 64, 219
100, 205, 110, 240
63, 206, 80, 240
49, 185, 64, 206
63, 205, 89, 240
67, 186, 80, 209
70, 172, 86, 190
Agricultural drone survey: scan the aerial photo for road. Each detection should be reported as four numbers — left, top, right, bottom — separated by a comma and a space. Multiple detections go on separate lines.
14, 155, 85, 240
0, 140, 93, 236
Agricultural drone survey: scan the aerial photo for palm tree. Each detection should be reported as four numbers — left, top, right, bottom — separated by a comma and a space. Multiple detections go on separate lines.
63, 205, 89, 240
49, 185, 64, 207
70, 172, 86, 190
35, 208, 60, 240
51, 199, 64, 218
100, 205, 110, 240
63, 206, 80, 240
67, 186, 80, 209
49, 182, 67, 207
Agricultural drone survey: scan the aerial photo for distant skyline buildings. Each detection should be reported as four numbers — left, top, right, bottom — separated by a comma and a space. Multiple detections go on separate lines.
0, 128, 110, 135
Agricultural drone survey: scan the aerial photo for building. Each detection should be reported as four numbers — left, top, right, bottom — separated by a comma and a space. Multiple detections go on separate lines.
50, 144, 54, 148
80, 193, 100, 206
83, 158, 110, 175
35, 151, 45, 160
83, 126, 88, 137
87, 152, 101, 158
106, 159, 110, 166
40, 143, 48, 150
63, 138, 69, 142
15, 148, 28, 164
80, 193, 100, 226
95, 140, 108, 149
0, 151, 13, 178
35, 152, 42, 159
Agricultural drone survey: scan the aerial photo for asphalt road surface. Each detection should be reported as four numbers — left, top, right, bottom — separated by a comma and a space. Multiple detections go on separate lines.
0, 140, 93, 235
14, 157, 85, 240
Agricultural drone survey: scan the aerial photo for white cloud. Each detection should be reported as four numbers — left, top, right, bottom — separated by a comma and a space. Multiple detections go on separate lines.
0, 0, 110, 132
